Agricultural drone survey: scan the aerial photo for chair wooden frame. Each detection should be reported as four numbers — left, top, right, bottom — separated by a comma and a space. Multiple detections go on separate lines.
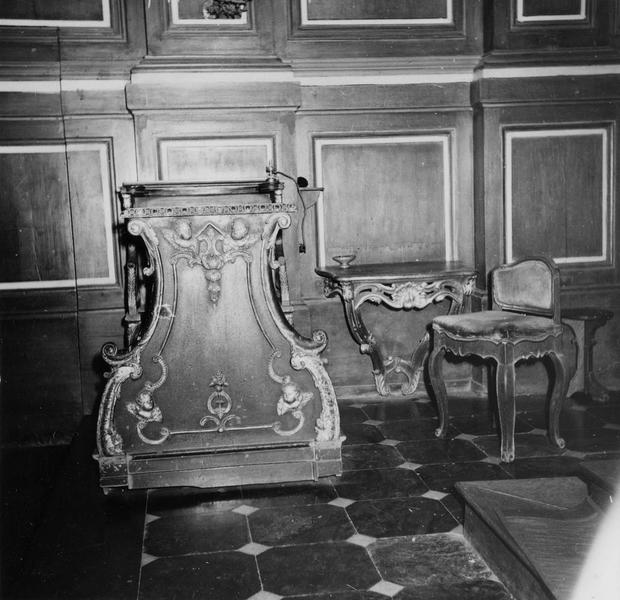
428, 256, 577, 462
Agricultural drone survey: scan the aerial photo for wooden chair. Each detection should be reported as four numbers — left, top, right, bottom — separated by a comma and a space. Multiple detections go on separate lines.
428, 256, 577, 462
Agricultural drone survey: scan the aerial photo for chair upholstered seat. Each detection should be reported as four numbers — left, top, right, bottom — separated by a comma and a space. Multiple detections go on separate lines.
433, 311, 563, 341
428, 257, 577, 463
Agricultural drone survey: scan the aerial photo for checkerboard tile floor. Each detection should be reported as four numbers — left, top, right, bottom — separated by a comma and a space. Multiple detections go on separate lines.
9, 393, 620, 600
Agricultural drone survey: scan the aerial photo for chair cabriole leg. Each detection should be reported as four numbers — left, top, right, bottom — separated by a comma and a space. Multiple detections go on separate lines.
496, 355, 517, 463
429, 344, 448, 439
548, 351, 568, 450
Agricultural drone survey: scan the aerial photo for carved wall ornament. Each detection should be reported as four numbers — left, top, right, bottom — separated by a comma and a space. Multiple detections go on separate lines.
202, 0, 251, 19
162, 218, 259, 303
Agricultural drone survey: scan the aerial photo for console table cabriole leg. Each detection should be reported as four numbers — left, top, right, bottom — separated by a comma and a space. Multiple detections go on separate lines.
324, 280, 390, 396
343, 296, 390, 396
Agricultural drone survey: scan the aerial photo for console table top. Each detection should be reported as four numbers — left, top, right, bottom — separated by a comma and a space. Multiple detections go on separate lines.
316, 260, 476, 283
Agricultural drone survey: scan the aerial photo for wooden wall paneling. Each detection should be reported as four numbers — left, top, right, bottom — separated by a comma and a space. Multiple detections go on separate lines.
144, 0, 275, 56
78, 308, 125, 416
277, 0, 483, 61
0, 1, 145, 73
475, 100, 620, 289
158, 137, 275, 181
505, 126, 610, 266
295, 110, 475, 299
485, 0, 615, 58
313, 134, 454, 268
62, 115, 137, 311
1, 311, 82, 443
0, 143, 77, 296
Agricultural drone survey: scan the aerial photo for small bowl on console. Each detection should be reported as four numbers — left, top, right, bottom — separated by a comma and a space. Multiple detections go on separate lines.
332, 254, 356, 268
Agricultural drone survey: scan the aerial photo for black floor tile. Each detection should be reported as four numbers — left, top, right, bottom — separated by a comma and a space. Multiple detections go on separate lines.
146, 485, 244, 517
341, 421, 385, 445
587, 403, 620, 425
415, 462, 512, 494
138, 551, 260, 600
285, 592, 386, 600
473, 432, 566, 460
501, 455, 583, 479
394, 578, 513, 599
339, 405, 373, 424
241, 480, 337, 508
361, 399, 438, 421
346, 497, 458, 538
144, 510, 249, 556
378, 418, 458, 442
1, 444, 69, 592
562, 428, 620, 454
518, 407, 607, 431
248, 504, 355, 545
331, 467, 428, 501
398, 438, 487, 464
258, 542, 381, 597
341, 444, 405, 471
11, 418, 146, 600
451, 413, 533, 436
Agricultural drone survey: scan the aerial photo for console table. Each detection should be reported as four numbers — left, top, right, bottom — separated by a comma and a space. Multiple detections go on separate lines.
316, 261, 476, 396
95, 178, 342, 492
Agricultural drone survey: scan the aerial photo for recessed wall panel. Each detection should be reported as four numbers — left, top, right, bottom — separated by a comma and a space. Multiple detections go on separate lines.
314, 135, 453, 267
0, 0, 110, 27
0, 142, 116, 290
517, 0, 586, 22
159, 138, 274, 181
301, 0, 452, 25
505, 128, 609, 265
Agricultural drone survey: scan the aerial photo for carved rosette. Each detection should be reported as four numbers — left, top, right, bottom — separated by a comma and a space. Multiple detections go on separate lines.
202, 0, 251, 19
162, 218, 259, 304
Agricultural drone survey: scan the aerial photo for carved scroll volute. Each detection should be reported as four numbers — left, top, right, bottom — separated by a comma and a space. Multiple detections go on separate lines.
96, 219, 165, 457
260, 213, 341, 443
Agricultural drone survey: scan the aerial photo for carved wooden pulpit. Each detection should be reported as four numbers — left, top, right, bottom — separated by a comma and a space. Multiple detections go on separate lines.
95, 177, 342, 491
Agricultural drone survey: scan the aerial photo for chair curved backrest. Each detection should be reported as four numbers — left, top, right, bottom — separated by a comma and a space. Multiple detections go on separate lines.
491, 256, 560, 323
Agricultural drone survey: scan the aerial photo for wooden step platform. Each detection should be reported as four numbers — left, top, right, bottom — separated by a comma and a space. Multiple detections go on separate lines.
457, 464, 619, 600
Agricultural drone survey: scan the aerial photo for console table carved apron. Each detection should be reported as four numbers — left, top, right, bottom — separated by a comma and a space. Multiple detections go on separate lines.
96, 180, 342, 492
316, 261, 477, 397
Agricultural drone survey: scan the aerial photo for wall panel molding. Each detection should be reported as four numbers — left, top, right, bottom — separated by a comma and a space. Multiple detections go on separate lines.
300, 0, 453, 26
0, 141, 117, 291
0, 0, 111, 28
279, 0, 482, 61
313, 134, 455, 268
504, 126, 612, 266
158, 136, 274, 181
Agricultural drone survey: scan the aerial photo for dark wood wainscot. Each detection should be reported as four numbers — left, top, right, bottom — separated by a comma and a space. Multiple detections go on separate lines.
95, 178, 343, 492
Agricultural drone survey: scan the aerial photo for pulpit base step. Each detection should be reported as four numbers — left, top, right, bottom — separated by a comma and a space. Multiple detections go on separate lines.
97, 441, 342, 491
